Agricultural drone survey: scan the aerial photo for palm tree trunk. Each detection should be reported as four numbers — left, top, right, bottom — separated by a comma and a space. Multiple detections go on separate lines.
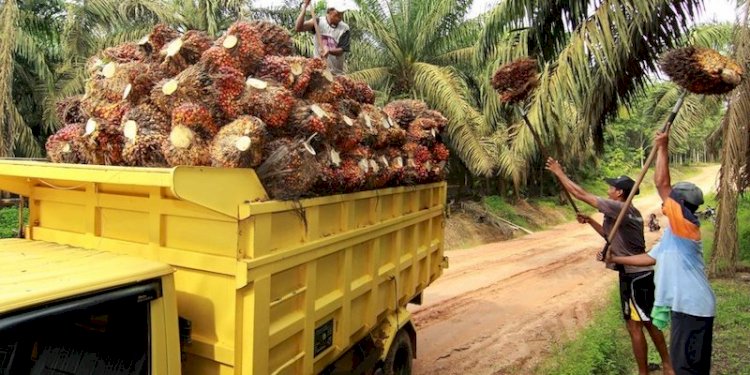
0, 0, 19, 157
710, 14, 750, 276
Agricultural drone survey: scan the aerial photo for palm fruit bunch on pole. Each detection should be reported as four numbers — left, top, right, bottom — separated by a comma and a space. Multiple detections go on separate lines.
210, 116, 267, 168
659, 47, 744, 95
45, 123, 88, 164
240, 78, 296, 128
490, 57, 539, 104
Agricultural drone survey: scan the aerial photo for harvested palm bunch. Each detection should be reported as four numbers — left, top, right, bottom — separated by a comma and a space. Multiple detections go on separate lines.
159, 38, 191, 77
81, 118, 124, 165
384, 147, 406, 185
200, 46, 244, 73
286, 102, 338, 137
402, 141, 432, 165
121, 104, 170, 137
81, 97, 129, 125
45, 123, 88, 164
336, 76, 375, 104
211, 66, 246, 120
102, 42, 144, 64
383, 100, 429, 128
491, 57, 539, 104
337, 99, 362, 119
172, 103, 219, 139
215, 21, 265, 76
162, 125, 212, 166
256, 137, 320, 200
355, 104, 385, 146
151, 65, 212, 115
401, 156, 429, 185
327, 114, 363, 152
407, 117, 439, 145
122, 131, 169, 167
241, 78, 296, 129
55, 96, 86, 124
313, 144, 344, 193
422, 109, 448, 133
100, 61, 162, 106
659, 47, 744, 95
303, 70, 345, 104
210, 116, 267, 168
249, 20, 294, 57
432, 142, 450, 163
138, 24, 180, 60
257, 56, 327, 96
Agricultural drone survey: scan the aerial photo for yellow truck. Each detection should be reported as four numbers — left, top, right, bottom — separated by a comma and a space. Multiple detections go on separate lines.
0, 160, 447, 374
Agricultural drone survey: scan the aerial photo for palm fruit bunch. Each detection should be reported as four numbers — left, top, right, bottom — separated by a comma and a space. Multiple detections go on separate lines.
210, 116, 267, 168
336, 76, 375, 104
171, 103, 219, 139
328, 113, 364, 152
55, 96, 87, 124
304, 69, 345, 104
383, 100, 429, 128
45, 123, 88, 164
151, 65, 213, 115
337, 99, 362, 119
241, 78, 296, 128
384, 147, 406, 185
211, 66, 247, 120
407, 117, 439, 145
80, 118, 124, 165
162, 124, 212, 167
659, 47, 744, 95
249, 20, 294, 57
122, 132, 169, 167
121, 104, 170, 137
355, 104, 386, 147
100, 62, 162, 106
287, 102, 338, 137
102, 42, 144, 64
80, 97, 129, 125
214, 21, 265, 76
491, 57, 539, 104
138, 24, 180, 61
257, 56, 327, 96
256, 137, 320, 200
317, 155, 366, 194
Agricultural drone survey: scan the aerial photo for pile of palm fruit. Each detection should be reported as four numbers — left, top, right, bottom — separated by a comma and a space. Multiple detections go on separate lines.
46, 21, 449, 200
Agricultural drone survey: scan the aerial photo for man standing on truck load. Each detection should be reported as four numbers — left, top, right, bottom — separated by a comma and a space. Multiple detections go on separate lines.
295, 0, 354, 75
545, 158, 675, 375
609, 131, 715, 375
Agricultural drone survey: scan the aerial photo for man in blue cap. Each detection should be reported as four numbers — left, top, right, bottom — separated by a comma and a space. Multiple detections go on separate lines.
610, 131, 715, 375
546, 158, 674, 375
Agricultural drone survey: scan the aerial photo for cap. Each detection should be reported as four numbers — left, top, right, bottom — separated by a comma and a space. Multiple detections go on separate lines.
605, 175, 640, 196
327, 0, 357, 12
672, 181, 704, 207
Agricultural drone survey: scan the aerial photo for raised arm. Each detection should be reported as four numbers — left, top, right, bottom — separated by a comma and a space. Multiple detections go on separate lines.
654, 131, 672, 201
545, 158, 599, 208
295, 0, 315, 33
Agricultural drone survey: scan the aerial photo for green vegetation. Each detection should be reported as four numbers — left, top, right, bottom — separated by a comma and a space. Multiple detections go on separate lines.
0, 207, 26, 238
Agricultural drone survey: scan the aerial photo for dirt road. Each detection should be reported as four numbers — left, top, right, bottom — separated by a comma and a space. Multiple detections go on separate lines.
411, 165, 720, 374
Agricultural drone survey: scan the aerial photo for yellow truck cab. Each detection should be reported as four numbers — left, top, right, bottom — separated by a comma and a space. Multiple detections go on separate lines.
0, 160, 447, 374
0, 239, 182, 374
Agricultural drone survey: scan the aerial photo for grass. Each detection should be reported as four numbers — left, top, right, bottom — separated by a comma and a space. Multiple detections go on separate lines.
0, 207, 27, 238
534, 191, 750, 375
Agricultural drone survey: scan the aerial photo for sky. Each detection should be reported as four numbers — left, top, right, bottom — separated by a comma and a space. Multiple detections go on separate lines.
253, 0, 740, 24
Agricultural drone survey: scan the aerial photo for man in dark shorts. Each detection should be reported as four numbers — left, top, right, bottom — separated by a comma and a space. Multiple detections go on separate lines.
546, 158, 674, 375
610, 131, 715, 375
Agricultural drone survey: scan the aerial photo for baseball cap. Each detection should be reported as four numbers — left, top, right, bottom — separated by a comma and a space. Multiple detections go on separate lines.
671, 181, 704, 208
604, 175, 640, 196
327, 0, 357, 12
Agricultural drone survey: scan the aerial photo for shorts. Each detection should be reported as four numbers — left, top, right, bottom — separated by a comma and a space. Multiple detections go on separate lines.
671, 311, 714, 375
619, 271, 655, 322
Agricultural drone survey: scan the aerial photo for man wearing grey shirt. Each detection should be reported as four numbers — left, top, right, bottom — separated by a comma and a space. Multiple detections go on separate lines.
295, 0, 352, 75
546, 158, 675, 375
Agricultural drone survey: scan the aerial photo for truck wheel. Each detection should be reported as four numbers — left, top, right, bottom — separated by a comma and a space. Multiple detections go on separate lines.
383, 330, 413, 375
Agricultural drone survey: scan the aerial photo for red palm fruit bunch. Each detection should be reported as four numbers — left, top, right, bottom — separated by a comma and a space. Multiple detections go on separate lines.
102, 42, 144, 64
491, 57, 539, 104
121, 104, 170, 136
432, 142, 450, 163
81, 118, 125, 165
200, 46, 243, 73
210, 116, 267, 168
257, 56, 327, 96
402, 141, 432, 164
122, 131, 169, 167
138, 24, 180, 61
100, 61, 161, 106
45, 123, 88, 164
287, 101, 338, 137
337, 98, 362, 119
241, 78, 296, 129
211, 65, 246, 120
123, 63, 163, 105
328, 114, 363, 152
383, 99, 429, 128
335, 75, 375, 104
304, 69, 345, 104
659, 47, 744, 95
161, 125, 212, 166
312, 144, 342, 192
368, 152, 394, 189
385, 147, 406, 185
333, 157, 367, 193
171, 103, 219, 139
355, 104, 384, 146
402, 141, 433, 184
422, 109, 448, 133
55, 96, 86, 124
179, 30, 213, 64
249, 20, 294, 57
407, 117, 439, 145
80, 97, 129, 125
151, 65, 212, 115
256, 137, 320, 200
214, 21, 265, 76
158, 38, 191, 77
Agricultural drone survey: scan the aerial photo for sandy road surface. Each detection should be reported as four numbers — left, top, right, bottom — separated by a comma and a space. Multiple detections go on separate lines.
411, 165, 720, 374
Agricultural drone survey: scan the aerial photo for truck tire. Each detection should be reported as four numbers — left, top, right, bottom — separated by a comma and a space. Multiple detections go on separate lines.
383, 330, 413, 375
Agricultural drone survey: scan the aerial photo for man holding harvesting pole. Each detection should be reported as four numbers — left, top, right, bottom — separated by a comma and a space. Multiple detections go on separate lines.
545, 158, 674, 375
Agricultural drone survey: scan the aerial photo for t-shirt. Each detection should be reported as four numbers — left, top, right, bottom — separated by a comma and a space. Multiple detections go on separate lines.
647, 194, 715, 317
597, 198, 652, 274
312, 16, 350, 74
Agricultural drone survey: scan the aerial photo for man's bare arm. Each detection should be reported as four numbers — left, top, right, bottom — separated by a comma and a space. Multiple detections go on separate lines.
654, 131, 672, 201
610, 253, 656, 267
545, 158, 599, 208
295, 1, 315, 32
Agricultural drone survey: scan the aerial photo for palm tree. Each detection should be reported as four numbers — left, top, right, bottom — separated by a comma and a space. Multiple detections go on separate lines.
345, 0, 496, 177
